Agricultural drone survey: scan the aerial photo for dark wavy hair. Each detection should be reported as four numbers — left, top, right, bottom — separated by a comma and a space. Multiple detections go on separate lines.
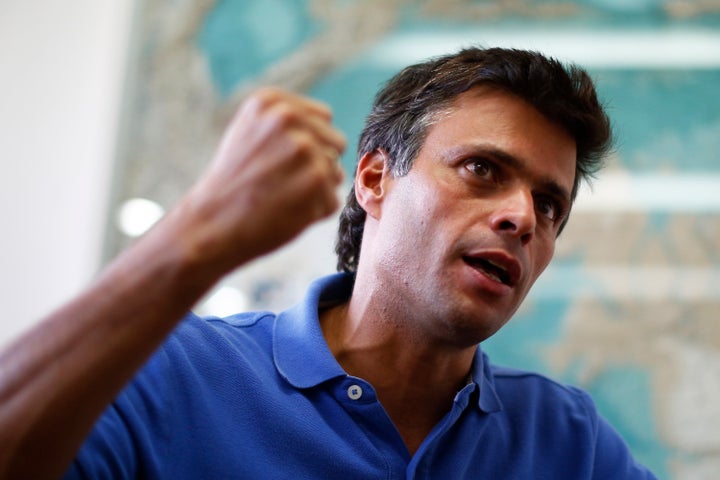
336, 47, 612, 272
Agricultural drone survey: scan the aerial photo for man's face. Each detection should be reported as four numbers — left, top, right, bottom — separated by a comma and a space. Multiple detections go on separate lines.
367, 86, 577, 347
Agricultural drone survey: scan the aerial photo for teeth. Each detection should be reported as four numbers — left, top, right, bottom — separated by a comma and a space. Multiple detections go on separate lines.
477, 258, 509, 284
484, 270, 502, 283
464, 256, 512, 285
486, 259, 506, 272
469, 258, 505, 283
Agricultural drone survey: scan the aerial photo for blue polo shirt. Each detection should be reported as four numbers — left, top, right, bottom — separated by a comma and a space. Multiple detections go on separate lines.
66, 273, 656, 479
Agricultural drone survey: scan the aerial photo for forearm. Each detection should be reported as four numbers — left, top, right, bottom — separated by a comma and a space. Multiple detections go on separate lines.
0, 207, 224, 479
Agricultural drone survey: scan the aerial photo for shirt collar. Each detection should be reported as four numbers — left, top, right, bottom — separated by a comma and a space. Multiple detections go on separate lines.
471, 347, 503, 413
273, 273, 354, 389
273, 272, 504, 414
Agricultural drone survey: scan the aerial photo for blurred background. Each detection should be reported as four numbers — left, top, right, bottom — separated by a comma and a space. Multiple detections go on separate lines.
1, 0, 719, 478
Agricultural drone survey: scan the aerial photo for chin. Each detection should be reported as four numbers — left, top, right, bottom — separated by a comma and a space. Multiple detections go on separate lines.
438, 310, 507, 347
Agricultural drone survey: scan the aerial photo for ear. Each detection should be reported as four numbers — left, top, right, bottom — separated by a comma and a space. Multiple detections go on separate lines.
354, 149, 392, 220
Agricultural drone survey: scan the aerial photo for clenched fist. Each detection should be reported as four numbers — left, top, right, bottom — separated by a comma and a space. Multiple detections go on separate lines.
161, 87, 347, 279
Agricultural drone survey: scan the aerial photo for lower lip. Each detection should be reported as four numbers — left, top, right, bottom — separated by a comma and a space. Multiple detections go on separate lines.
463, 262, 514, 297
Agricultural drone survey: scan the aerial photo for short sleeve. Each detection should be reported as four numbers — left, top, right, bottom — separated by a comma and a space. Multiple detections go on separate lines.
63, 344, 174, 479
577, 390, 658, 480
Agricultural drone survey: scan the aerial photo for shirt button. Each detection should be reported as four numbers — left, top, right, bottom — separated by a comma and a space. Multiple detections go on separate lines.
347, 384, 363, 400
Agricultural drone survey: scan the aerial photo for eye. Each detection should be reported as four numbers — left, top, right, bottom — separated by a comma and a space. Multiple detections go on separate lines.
536, 196, 563, 222
464, 158, 496, 181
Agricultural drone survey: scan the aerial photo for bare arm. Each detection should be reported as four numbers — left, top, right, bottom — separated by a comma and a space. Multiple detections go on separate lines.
0, 88, 346, 479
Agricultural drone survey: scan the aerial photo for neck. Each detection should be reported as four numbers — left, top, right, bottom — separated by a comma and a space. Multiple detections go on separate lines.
320, 298, 477, 455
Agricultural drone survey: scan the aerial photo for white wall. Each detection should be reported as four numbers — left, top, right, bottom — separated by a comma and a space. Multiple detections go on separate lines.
0, 0, 135, 346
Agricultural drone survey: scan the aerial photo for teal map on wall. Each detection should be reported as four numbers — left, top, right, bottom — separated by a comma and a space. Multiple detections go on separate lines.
115, 1, 720, 478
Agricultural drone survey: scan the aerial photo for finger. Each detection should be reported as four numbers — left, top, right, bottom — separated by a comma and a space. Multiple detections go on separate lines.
249, 87, 347, 155
332, 158, 345, 184
308, 117, 347, 157
316, 182, 341, 220
245, 87, 335, 123
265, 97, 347, 156
285, 91, 335, 121
320, 146, 345, 184
244, 94, 345, 157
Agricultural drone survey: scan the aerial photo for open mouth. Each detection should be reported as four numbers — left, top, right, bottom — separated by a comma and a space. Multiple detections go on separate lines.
463, 256, 514, 286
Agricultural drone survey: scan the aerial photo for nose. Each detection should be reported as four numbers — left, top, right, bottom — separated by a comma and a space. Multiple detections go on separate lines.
489, 188, 536, 245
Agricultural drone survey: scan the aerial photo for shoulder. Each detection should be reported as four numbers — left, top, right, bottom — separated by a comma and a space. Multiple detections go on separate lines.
153, 310, 277, 367
485, 363, 600, 441
489, 364, 594, 411
485, 364, 656, 478
115, 310, 282, 400
66, 310, 284, 479
166, 310, 277, 351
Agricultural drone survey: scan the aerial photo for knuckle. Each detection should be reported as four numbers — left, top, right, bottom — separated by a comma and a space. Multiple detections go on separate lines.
333, 129, 347, 150
242, 87, 283, 114
307, 173, 335, 205
253, 86, 283, 104
275, 104, 300, 127
313, 102, 333, 121
288, 134, 315, 158
307, 168, 327, 189
336, 136, 348, 154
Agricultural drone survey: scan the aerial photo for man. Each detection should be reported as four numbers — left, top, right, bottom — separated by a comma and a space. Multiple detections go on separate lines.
0, 47, 656, 478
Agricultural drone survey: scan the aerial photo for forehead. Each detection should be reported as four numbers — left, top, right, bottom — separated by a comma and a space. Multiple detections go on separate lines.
423, 86, 577, 192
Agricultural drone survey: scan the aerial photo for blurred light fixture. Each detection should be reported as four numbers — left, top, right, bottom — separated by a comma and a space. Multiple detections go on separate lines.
574, 173, 720, 212
200, 286, 250, 317
116, 197, 165, 237
369, 29, 720, 69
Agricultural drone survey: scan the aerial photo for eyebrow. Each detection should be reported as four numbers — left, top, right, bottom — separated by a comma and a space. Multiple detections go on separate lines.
452, 144, 572, 204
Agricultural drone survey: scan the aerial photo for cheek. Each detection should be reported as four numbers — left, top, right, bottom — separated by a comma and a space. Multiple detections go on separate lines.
532, 240, 556, 281
387, 200, 447, 266
375, 199, 428, 264
391, 182, 439, 231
